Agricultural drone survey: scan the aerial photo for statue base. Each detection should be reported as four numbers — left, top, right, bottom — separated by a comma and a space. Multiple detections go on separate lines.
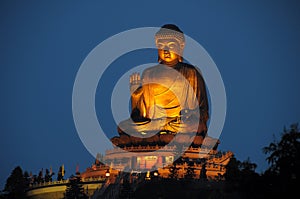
81, 132, 233, 180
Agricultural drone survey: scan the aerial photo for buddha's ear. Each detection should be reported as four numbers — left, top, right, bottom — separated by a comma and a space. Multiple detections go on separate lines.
178, 56, 183, 62
180, 43, 185, 51
158, 56, 162, 63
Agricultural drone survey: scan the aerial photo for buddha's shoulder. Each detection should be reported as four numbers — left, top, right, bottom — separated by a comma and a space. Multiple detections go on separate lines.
176, 62, 203, 74
177, 62, 197, 69
177, 62, 204, 76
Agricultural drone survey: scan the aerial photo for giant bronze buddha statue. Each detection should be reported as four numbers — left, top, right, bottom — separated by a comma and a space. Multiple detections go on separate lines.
113, 24, 210, 147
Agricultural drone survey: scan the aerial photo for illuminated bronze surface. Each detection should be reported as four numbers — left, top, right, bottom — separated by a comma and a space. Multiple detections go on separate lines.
116, 24, 209, 145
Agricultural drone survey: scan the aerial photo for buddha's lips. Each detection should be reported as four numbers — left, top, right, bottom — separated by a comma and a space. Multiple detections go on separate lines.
164, 53, 171, 58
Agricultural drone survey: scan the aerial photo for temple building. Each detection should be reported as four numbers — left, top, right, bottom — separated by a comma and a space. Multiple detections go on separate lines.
80, 135, 233, 181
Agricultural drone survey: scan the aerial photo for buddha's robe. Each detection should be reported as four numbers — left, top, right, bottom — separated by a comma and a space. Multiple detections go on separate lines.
118, 62, 209, 136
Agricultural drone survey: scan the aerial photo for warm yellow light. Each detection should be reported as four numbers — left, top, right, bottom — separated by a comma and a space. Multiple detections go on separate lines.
144, 156, 157, 160
165, 156, 174, 164
105, 169, 110, 177
154, 172, 158, 176
145, 170, 151, 180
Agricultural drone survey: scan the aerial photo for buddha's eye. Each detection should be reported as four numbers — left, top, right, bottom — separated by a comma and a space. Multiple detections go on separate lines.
167, 42, 178, 49
168, 44, 175, 49
157, 43, 165, 49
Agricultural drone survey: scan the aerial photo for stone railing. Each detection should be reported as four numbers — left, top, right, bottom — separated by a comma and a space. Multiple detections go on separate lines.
82, 177, 106, 182
28, 179, 70, 189
28, 177, 106, 189
185, 147, 213, 154
106, 145, 218, 154
105, 145, 177, 154
207, 151, 233, 164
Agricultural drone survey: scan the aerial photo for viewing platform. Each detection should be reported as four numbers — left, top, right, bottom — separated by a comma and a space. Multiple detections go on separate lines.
26, 178, 105, 199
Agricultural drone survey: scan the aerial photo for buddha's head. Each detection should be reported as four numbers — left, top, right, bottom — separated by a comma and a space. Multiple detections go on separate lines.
155, 24, 185, 65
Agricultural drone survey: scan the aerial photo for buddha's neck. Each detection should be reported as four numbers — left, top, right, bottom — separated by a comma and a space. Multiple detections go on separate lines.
160, 59, 179, 67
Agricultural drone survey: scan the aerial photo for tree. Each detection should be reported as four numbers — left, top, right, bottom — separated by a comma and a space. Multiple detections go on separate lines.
168, 163, 179, 179
32, 175, 38, 185
199, 162, 207, 180
64, 174, 88, 199
4, 166, 27, 199
224, 156, 241, 182
224, 157, 258, 182
239, 157, 258, 185
238, 158, 260, 196
184, 162, 196, 180
23, 171, 30, 188
57, 165, 66, 181
44, 169, 54, 182
223, 156, 262, 197
37, 169, 44, 184
239, 157, 257, 173
263, 123, 300, 195
263, 123, 300, 180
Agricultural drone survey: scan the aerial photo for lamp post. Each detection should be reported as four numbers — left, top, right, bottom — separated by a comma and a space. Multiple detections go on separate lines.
105, 169, 110, 178
153, 171, 159, 182
145, 170, 151, 180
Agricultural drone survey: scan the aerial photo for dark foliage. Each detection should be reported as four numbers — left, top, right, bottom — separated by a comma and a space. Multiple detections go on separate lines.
4, 166, 27, 199
184, 162, 196, 180
199, 162, 207, 180
262, 123, 300, 196
168, 163, 179, 179
223, 123, 300, 198
57, 165, 65, 181
64, 174, 88, 199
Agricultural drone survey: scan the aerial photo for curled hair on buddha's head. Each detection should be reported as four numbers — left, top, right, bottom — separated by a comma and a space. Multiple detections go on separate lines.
156, 24, 185, 63
160, 24, 183, 33
155, 24, 185, 47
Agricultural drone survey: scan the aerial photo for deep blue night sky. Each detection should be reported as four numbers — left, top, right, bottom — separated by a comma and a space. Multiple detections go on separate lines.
1, 0, 300, 189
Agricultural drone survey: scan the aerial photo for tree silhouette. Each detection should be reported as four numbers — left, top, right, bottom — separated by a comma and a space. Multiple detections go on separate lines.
263, 123, 300, 195
223, 156, 262, 197
57, 165, 66, 181
263, 123, 300, 179
4, 166, 27, 199
199, 162, 207, 180
168, 163, 179, 179
37, 169, 44, 184
64, 174, 88, 199
23, 171, 30, 188
184, 162, 196, 180
44, 169, 54, 182
239, 157, 257, 172
224, 156, 241, 182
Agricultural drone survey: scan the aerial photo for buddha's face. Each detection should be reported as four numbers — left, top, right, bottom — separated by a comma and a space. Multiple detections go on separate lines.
156, 39, 181, 65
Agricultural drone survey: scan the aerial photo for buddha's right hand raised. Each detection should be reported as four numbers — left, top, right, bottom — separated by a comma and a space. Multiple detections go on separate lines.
130, 72, 141, 93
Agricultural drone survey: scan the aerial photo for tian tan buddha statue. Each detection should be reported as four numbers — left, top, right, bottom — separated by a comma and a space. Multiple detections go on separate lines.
112, 24, 211, 147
